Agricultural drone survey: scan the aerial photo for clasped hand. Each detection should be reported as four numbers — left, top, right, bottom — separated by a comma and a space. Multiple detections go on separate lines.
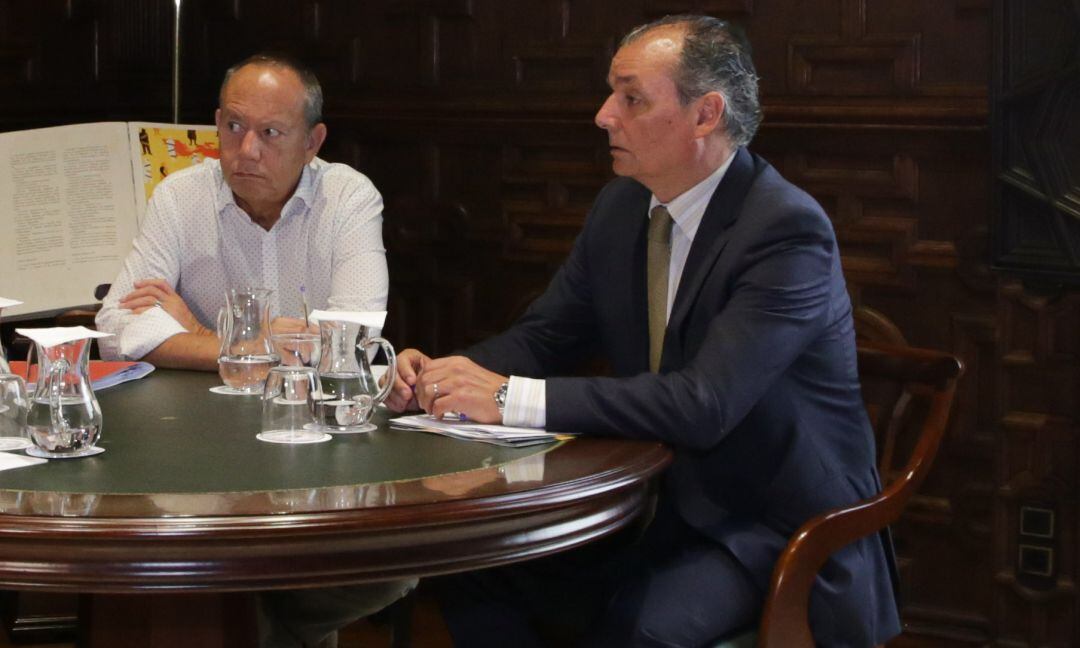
387, 349, 507, 424
121, 279, 314, 337
120, 279, 209, 335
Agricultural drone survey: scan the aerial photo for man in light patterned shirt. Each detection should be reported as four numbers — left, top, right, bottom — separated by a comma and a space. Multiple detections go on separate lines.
96, 53, 388, 370
96, 55, 412, 648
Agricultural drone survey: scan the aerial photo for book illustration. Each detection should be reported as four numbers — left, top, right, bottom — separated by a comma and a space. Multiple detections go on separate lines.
134, 125, 219, 205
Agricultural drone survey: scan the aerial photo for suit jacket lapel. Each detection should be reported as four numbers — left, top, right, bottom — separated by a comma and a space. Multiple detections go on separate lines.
666, 148, 758, 338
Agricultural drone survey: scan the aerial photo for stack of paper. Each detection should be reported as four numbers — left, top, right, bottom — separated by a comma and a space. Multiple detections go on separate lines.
390, 414, 572, 447
90, 361, 155, 389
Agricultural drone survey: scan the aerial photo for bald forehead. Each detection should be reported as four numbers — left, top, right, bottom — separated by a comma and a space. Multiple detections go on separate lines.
609, 24, 685, 85
223, 64, 302, 97
637, 24, 685, 57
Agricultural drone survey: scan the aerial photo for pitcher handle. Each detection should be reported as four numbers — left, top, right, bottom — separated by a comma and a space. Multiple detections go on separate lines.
215, 306, 230, 358
24, 342, 37, 393
365, 337, 397, 404
47, 357, 70, 437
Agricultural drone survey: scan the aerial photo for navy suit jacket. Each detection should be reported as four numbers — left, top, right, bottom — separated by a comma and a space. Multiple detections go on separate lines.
466, 148, 901, 646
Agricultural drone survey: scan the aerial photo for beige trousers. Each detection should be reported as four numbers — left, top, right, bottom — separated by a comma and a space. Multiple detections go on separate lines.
257, 579, 418, 648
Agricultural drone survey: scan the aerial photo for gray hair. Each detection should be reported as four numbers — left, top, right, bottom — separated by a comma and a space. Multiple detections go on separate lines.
622, 15, 762, 147
219, 53, 324, 129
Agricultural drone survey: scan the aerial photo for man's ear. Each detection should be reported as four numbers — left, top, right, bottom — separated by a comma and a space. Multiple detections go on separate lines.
694, 92, 725, 138
305, 123, 328, 162
214, 108, 223, 132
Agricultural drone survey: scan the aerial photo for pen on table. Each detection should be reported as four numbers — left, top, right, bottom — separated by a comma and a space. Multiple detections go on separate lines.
300, 285, 310, 329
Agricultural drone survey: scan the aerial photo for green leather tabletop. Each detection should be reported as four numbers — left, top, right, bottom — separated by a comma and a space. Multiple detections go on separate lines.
0, 369, 671, 591
0, 369, 550, 497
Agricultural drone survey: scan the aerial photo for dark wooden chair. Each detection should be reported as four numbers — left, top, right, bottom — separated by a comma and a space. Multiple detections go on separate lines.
747, 341, 963, 647
53, 283, 111, 329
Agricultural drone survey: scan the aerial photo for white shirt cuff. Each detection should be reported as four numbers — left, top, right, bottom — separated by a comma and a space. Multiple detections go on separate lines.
118, 307, 189, 360
503, 376, 546, 429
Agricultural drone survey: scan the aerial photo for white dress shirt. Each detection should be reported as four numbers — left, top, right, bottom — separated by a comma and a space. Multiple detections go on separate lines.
503, 154, 736, 428
96, 157, 388, 360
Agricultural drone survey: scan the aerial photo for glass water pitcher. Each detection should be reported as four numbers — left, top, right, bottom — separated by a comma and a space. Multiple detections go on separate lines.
25, 337, 102, 457
315, 319, 397, 432
216, 287, 279, 393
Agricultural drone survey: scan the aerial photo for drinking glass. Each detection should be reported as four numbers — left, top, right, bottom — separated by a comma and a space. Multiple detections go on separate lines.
0, 374, 31, 451
272, 333, 321, 368
258, 366, 331, 444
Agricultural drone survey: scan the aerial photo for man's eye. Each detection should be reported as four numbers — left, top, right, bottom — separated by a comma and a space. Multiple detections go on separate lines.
227, 122, 243, 133
264, 128, 282, 138
625, 95, 640, 106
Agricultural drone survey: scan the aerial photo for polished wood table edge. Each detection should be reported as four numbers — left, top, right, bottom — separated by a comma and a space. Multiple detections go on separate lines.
0, 439, 670, 523
0, 440, 672, 593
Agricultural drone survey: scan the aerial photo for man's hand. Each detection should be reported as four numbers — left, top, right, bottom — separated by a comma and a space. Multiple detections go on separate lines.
120, 279, 209, 335
385, 348, 430, 412
414, 356, 507, 424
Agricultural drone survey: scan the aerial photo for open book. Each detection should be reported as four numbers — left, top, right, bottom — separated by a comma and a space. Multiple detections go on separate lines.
0, 122, 219, 318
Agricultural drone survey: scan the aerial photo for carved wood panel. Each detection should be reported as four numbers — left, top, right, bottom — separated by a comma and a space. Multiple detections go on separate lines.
993, 0, 1080, 284
0, 0, 173, 129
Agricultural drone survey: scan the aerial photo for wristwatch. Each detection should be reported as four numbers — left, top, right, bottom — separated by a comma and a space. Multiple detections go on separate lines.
494, 382, 509, 415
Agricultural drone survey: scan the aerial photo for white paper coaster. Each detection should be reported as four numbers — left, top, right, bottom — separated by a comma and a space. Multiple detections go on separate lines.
25, 445, 105, 459
256, 431, 332, 444
210, 385, 261, 396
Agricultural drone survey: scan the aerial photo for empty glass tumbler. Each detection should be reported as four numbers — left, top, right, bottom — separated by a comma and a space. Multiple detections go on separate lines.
0, 374, 31, 452
258, 366, 331, 444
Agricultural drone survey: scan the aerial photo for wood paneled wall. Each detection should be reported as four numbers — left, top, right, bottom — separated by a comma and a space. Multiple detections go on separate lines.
2, 1, 1077, 646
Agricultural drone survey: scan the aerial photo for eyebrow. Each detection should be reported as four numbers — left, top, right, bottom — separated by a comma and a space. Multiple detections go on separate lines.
221, 109, 291, 129
610, 74, 639, 86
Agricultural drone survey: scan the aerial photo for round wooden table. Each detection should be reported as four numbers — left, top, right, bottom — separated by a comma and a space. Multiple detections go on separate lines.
0, 369, 671, 645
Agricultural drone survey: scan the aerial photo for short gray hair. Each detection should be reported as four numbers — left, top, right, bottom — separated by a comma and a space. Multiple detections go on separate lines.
622, 15, 762, 147
219, 53, 323, 129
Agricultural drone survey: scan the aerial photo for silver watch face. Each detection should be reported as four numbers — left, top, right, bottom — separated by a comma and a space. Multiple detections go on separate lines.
494, 382, 509, 412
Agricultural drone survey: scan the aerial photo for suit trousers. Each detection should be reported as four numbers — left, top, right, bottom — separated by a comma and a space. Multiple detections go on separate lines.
257, 579, 418, 648
437, 497, 762, 648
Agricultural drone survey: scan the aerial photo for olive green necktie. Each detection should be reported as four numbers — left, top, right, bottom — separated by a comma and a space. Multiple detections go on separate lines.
647, 205, 673, 373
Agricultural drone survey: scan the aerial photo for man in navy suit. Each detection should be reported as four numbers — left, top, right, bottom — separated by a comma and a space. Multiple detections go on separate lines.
388, 14, 901, 647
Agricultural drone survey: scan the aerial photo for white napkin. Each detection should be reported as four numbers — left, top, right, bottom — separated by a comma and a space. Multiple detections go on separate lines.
0, 451, 46, 471
15, 326, 113, 347
308, 310, 387, 329
0, 297, 23, 309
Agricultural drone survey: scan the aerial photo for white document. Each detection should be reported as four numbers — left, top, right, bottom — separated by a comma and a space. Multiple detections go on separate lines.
0, 121, 217, 318
390, 414, 572, 447
0, 451, 47, 472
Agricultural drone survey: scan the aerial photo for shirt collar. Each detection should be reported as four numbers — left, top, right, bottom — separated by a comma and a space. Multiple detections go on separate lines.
648, 150, 736, 242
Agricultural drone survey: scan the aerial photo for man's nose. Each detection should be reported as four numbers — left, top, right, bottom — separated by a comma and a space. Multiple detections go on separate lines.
239, 130, 261, 159
595, 95, 618, 130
